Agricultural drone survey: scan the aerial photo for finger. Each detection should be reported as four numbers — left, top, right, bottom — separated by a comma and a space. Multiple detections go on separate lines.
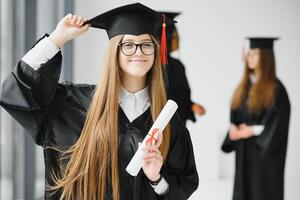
65, 13, 72, 21
239, 130, 246, 138
81, 18, 88, 26
76, 16, 84, 26
144, 155, 163, 162
239, 123, 247, 129
79, 19, 85, 26
144, 152, 158, 159
82, 23, 90, 31
71, 15, 78, 25
143, 146, 156, 154
230, 124, 237, 130
144, 149, 161, 157
144, 153, 163, 160
76, 16, 82, 26
145, 145, 161, 154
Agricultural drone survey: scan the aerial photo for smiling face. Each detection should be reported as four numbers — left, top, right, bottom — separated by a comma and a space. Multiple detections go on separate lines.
118, 34, 155, 80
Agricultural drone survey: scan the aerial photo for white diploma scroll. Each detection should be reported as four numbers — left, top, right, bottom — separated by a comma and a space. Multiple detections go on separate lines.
126, 100, 178, 176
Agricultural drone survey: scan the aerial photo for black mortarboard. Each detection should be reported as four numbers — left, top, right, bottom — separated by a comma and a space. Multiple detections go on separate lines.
248, 37, 279, 49
160, 12, 181, 20
159, 11, 180, 36
85, 3, 175, 39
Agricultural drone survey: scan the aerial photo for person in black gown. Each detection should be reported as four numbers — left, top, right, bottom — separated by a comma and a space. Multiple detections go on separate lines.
0, 3, 198, 200
157, 12, 206, 125
221, 37, 290, 200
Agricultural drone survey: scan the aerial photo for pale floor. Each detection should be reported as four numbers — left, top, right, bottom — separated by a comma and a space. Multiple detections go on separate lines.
1, 178, 300, 200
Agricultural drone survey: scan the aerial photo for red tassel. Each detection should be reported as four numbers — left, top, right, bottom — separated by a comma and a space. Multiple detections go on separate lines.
160, 14, 168, 64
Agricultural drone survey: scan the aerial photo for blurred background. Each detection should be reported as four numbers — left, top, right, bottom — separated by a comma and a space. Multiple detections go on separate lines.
1, 0, 299, 199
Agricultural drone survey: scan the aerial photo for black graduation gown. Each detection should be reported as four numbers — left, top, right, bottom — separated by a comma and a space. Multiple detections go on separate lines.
165, 56, 195, 124
221, 79, 290, 200
0, 42, 199, 200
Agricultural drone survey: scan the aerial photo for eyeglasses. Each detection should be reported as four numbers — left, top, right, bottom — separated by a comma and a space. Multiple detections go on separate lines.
118, 42, 156, 56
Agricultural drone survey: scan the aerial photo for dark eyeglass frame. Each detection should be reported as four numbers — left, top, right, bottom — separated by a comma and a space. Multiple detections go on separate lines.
118, 41, 156, 56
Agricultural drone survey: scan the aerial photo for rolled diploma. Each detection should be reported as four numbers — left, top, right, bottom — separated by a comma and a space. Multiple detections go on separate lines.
126, 100, 178, 176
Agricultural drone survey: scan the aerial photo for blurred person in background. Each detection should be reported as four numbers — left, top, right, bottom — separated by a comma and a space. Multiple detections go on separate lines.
222, 37, 290, 200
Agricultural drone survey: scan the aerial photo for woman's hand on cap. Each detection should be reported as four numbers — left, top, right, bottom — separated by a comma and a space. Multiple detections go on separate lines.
49, 13, 89, 48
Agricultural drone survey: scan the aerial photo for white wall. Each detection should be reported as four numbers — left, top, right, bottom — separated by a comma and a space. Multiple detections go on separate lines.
74, 0, 300, 199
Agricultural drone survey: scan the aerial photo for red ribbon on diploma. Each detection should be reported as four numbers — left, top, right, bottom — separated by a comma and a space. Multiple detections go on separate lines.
146, 128, 159, 145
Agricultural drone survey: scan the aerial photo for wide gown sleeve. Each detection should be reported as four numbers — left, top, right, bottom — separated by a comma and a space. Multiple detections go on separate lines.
0, 35, 63, 145
255, 82, 291, 154
221, 110, 239, 153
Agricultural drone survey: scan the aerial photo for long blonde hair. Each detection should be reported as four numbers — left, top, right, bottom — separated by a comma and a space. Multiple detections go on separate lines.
232, 49, 276, 112
50, 34, 170, 200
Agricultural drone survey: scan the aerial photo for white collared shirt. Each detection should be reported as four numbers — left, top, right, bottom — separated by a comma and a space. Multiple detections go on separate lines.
118, 86, 150, 122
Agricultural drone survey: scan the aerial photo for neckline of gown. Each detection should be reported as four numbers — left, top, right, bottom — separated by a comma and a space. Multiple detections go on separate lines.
118, 105, 151, 125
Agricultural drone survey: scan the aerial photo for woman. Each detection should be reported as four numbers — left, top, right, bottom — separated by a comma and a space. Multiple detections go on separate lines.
158, 11, 206, 125
222, 37, 290, 200
0, 3, 198, 200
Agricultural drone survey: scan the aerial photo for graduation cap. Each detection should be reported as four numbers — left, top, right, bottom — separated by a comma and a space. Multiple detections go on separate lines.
85, 3, 176, 64
158, 11, 181, 35
248, 37, 279, 49
160, 12, 181, 20
157, 12, 181, 53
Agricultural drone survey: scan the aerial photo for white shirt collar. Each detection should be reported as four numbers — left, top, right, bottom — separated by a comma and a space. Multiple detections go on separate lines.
119, 86, 149, 103
118, 86, 150, 122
